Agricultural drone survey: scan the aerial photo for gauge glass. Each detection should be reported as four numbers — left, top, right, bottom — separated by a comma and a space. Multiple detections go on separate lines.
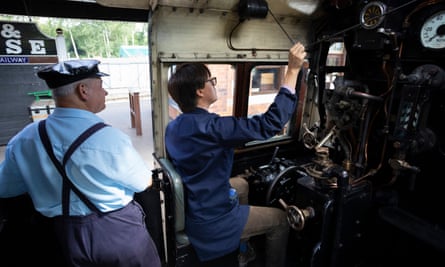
360, 1, 386, 29
420, 10, 445, 49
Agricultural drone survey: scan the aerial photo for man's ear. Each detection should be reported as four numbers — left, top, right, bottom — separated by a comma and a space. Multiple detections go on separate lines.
77, 83, 88, 100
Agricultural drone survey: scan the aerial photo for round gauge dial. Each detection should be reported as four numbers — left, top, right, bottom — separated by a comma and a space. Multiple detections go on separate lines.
360, 1, 387, 29
420, 10, 445, 49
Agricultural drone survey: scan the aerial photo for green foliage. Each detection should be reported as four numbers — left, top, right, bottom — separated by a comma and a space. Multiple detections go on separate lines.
0, 15, 148, 58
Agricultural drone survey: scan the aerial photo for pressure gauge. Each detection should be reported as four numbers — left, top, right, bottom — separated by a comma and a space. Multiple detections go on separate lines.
360, 1, 387, 29
420, 10, 445, 50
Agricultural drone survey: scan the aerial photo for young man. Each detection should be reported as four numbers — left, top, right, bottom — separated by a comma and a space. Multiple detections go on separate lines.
165, 42, 306, 267
0, 59, 161, 267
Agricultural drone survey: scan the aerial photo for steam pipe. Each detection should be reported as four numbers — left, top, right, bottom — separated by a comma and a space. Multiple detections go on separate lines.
348, 90, 383, 102
329, 168, 349, 267
340, 87, 384, 102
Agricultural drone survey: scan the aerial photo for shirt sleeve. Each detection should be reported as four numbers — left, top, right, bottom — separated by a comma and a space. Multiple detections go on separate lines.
0, 145, 27, 197
205, 87, 297, 147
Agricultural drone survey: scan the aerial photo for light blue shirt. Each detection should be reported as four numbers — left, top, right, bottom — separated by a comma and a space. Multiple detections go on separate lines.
0, 108, 150, 217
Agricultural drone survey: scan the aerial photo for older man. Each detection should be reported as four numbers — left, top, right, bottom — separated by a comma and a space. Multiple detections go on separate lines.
0, 59, 161, 267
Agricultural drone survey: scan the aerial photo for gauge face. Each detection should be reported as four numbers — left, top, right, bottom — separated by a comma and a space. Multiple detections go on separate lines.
420, 10, 445, 49
360, 1, 386, 29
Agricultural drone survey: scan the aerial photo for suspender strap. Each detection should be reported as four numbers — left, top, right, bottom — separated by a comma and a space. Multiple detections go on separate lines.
62, 122, 109, 165
38, 120, 108, 216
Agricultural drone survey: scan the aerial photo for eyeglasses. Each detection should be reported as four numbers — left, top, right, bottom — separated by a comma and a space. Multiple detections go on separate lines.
206, 77, 217, 86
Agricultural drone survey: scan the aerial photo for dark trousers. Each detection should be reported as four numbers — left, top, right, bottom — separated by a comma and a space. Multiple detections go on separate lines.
54, 200, 161, 267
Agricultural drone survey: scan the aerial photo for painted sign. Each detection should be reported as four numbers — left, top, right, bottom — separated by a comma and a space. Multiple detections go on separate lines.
0, 21, 57, 64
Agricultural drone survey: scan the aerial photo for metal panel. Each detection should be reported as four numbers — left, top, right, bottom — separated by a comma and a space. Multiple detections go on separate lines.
0, 65, 49, 145
153, 6, 310, 62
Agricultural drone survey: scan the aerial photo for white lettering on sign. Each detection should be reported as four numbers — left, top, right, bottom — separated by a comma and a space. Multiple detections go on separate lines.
29, 40, 46, 54
1, 24, 21, 39
1, 23, 47, 55
5, 39, 22, 54
0, 56, 29, 63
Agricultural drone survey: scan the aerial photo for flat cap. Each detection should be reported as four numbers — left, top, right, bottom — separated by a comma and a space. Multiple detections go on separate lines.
37, 59, 109, 89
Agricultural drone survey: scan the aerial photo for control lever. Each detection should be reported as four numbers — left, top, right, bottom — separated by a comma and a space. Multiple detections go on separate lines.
279, 198, 315, 231
268, 146, 279, 166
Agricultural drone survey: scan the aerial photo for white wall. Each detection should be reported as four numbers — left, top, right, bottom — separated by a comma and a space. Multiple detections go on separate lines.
98, 57, 150, 101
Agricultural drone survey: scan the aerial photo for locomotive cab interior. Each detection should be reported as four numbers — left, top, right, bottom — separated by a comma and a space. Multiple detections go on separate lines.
149, 0, 445, 266
1, 0, 445, 266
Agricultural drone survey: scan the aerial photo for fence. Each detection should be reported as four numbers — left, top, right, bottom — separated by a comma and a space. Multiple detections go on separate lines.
98, 57, 150, 101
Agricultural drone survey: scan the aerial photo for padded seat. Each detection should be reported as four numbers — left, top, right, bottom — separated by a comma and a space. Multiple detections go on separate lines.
156, 157, 239, 267
158, 157, 190, 246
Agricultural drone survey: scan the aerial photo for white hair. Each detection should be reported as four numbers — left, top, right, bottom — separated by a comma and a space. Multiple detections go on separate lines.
52, 81, 78, 97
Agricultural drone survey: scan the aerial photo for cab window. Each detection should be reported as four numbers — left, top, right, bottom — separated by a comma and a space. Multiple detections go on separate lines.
326, 42, 346, 89
248, 64, 290, 138
167, 63, 294, 140
168, 64, 235, 120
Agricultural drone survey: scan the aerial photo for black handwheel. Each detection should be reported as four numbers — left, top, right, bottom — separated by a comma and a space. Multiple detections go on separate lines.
265, 165, 301, 207
279, 198, 315, 231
